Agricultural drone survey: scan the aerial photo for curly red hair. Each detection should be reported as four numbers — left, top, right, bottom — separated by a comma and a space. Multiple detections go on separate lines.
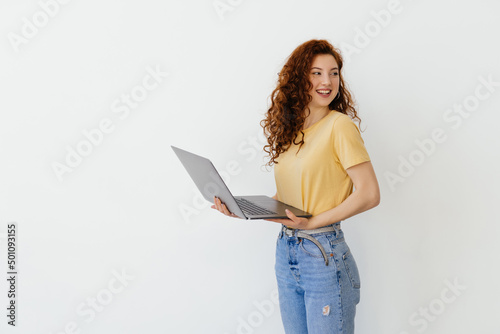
261, 39, 361, 166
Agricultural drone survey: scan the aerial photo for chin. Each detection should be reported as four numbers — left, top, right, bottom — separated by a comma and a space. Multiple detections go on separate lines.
319, 102, 333, 108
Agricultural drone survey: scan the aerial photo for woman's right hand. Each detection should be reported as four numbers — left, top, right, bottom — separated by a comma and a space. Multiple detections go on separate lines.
211, 196, 240, 218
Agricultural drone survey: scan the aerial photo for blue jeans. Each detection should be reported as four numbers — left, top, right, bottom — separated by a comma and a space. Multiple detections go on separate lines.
275, 223, 361, 333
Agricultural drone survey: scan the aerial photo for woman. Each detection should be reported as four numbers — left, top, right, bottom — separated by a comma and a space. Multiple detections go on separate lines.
213, 39, 380, 333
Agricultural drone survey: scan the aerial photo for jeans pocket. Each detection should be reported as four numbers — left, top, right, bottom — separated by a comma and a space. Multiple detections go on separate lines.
342, 249, 361, 289
299, 235, 332, 259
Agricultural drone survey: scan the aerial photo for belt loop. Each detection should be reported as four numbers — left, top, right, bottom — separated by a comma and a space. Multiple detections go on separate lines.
333, 222, 340, 235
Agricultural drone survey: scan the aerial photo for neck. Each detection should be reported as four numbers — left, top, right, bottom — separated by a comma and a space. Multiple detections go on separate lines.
303, 105, 330, 130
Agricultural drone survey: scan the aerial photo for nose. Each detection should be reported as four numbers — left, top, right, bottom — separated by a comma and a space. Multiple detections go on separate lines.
321, 73, 332, 86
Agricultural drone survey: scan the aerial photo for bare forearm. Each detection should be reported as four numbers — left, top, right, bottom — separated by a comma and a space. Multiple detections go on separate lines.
308, 188, 379, 229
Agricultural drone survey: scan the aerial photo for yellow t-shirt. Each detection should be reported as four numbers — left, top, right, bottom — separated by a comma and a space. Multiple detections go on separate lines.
274, 110, 371, 216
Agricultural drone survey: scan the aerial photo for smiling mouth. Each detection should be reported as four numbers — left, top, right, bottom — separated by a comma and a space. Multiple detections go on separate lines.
316, 89, 332, 97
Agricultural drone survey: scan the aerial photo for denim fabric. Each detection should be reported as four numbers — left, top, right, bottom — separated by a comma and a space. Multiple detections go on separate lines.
275, 223, 361, 333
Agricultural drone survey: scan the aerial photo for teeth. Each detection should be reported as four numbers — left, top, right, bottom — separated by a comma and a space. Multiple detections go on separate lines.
317, 90, 331, 94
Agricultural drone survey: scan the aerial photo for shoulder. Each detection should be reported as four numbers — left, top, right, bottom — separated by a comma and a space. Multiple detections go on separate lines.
330, 111, 361, 134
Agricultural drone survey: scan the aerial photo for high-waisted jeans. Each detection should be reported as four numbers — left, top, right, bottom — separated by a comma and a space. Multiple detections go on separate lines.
275, 223, 361, 333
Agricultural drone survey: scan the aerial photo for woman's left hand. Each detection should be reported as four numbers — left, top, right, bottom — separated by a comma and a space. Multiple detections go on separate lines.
266, 209, 311, 229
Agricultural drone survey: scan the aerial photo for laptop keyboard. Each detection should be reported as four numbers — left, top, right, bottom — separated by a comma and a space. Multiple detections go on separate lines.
235, 198, 277, 216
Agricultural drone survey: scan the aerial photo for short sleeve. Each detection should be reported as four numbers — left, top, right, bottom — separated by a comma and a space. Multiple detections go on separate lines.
332, 115, 371, 170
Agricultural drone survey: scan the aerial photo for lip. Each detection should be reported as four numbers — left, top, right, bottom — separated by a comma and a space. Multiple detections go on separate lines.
316, 89, 332, 98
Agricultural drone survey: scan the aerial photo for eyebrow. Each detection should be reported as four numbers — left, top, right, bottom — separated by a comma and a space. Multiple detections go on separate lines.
311, 67, 339, 70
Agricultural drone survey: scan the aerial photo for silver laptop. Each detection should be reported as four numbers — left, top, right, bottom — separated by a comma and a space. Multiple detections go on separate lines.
171, 146, 312, 220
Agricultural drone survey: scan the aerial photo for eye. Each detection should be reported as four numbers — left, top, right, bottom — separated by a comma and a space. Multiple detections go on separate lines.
330, 72, 339, 76
312, 72, 321, 75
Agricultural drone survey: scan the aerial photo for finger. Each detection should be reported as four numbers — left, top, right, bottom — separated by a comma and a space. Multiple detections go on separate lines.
285, 209, 298, 222
216, 197, 224, 211
219, 199, 228, 215
216, 197, 223, 212
222, 204, 229, 215
222, 203, 232, 216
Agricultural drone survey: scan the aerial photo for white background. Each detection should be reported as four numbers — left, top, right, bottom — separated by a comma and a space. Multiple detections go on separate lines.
1, 0, 499, 333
